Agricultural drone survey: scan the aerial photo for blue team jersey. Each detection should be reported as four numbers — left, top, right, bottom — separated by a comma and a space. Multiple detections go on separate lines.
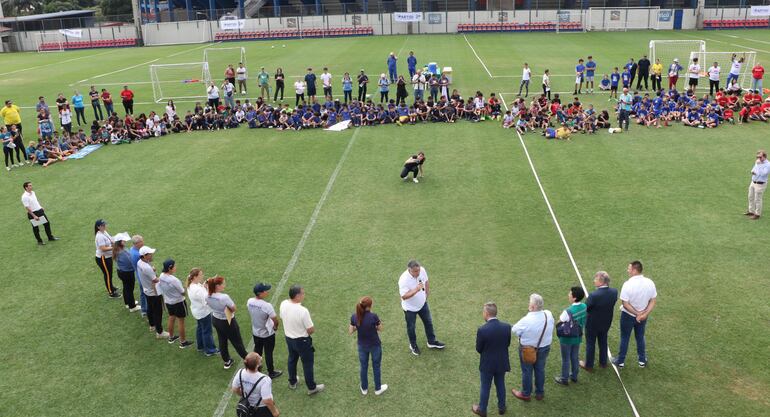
601, 79, 610, 87
407, 56, 417, 69
622, 72, 630, 84
576, 64, 585, 74
610, 74, 620, 86
653, 98, 663, 109
586, 61, 596, 76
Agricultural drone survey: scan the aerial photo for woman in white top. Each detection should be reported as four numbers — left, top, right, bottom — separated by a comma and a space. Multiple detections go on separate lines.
231, 352, 280, 417
207, 82, 220, 108
158, 259, 192, 348
207, 275, 248, 369
519, 62, 532, 97
187, 268, 219, 356
60, 105, 73, 135
94, 219, 119, 298
165, 100, 176, 120
542, 69, 551, 100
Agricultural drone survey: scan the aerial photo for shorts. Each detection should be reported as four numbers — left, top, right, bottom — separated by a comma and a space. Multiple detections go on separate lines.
575, 76, 583, 84
166, 301, 188, 318
688, 78, 698, 87
611, 86, 618, 92
585, 75, 594, 82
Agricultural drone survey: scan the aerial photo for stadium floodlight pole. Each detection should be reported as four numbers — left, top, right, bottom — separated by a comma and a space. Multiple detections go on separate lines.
131, 0, 144, 46
696, 0, 705, 30
0, 0, 4, 52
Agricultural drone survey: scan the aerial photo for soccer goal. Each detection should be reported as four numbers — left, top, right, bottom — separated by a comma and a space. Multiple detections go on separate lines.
37, 32, 65, 52
650, 40, 706, 69
689, 51, 757, 89
203, 47, 247, 73
149, 62, 212, 103
587, 7, 660, 31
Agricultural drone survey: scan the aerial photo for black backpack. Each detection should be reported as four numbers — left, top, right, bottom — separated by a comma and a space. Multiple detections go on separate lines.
236, 371, 266, 417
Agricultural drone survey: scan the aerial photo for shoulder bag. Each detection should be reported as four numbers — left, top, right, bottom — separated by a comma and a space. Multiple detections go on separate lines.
520, 312, 547, 365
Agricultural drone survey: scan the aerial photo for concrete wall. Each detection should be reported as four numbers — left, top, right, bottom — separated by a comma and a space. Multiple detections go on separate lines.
12, 25, 137, 51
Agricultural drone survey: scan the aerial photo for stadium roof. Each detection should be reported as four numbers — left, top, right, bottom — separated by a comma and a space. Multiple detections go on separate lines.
0, 10, 95, 23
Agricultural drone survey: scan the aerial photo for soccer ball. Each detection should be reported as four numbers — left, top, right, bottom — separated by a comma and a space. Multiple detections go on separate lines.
282, 45, 286, 48
271, 45, 275, 49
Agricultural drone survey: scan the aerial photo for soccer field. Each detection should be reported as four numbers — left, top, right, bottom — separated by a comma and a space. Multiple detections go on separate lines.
1, 30, 769, 417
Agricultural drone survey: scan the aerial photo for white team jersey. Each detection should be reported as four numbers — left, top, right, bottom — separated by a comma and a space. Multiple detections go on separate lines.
730, 60, 742, 75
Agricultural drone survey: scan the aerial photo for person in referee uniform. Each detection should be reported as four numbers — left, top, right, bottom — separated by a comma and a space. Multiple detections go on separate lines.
94, 219, 120, 298
21, 182, 58, 245
400, 152, 425, 183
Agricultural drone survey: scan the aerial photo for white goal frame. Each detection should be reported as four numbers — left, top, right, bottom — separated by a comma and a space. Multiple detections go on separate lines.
203, 47, 247, 68
149, 62, 212, 103
650, 40, 706, 69
689, 51, 757, 90
587, 7, 660, 31
37, 32, 66, 52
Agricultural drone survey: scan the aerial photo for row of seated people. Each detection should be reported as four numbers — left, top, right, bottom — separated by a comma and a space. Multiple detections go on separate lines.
214, 26, 374, 41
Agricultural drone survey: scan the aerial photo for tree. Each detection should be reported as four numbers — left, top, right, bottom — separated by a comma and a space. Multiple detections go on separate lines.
99, 0, 131, 16
42, 0, 78, 13
1, 0, 45, 16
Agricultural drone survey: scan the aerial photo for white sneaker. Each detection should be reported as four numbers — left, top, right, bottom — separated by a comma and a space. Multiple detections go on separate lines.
375, 384, 388, 396
360, 386, 368, 395
402, 177, 408, 181
129, 305, 141, 312
5, 167, 9, 171
307, 384, 325, 395
26, 160, 31, 164
156, 331, 170, 339
241, 91, 246, 95
413, 178, 419, 183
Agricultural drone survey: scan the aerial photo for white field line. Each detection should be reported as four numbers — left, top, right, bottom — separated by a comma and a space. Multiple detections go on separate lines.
168, 41, 221, 58
681, 33, 770, 54
70, 58, 160, 86
211, 128, 360, 417
396, 35, 410, 59
0, 49, 119, 77
463, 34, 493, 78
499, 93, 642, 417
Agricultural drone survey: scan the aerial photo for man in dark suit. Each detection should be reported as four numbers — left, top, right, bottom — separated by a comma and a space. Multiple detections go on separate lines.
580, 271, 619, 371
472, 302, 511, 417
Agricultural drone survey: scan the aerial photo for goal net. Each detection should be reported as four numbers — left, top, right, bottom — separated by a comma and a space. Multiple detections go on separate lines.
650, 40, 706, 70
203, 47, 247, 76
587, 7, 660, 31
149, 62, 212, 103
689, 51, 757, 90
37, 32, 65, 52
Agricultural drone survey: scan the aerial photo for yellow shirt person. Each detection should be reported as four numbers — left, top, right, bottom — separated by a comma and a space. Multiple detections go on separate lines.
556, 125, 571, 140
651, 62, 663, 76
0, 101, 22, 125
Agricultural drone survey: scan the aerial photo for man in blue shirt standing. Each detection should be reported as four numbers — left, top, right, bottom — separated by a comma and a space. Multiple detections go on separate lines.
610, 67, 620, 100
574, 58, 585, 95
747, 150, 770, 220
130, 235, 148, 316
407, 51, 417, 79
585, 56, 597, 94
618, 87, 633, 131
305, 68, 317, 102
472, 302, 511, 417
387, 53, 398, 84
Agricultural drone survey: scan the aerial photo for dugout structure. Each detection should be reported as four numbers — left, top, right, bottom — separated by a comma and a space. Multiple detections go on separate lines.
149, 62, 212, 103
650, 40, 706, 70
689, 51, 757, 89
587, 7, 660, 31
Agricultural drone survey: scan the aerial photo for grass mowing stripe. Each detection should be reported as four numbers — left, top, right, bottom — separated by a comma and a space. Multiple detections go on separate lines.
211, 128, 360, 417
0, 49, 120, 77
463, 34, 493, 78
499, 93, 642, 417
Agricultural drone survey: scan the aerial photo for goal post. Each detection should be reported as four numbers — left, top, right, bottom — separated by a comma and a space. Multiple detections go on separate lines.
689, 51, 757, 90
587, 7, 661, 31
203, 47, 247, 72
650, 40, 706, 69
37, 32, 65, 52
149, 62, 212, 103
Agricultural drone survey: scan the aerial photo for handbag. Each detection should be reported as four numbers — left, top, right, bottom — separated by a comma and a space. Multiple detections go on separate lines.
236, 370, 266, 417
520, 312, 547, 365
556, 309, 582, 338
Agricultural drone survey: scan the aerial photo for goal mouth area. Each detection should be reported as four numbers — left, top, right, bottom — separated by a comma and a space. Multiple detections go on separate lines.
149, 62, 212, 103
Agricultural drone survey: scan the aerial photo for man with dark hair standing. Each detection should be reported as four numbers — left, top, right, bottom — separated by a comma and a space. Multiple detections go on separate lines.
747, 150, 770, 220
357, 69, 369, 102
580, 271, 618, 372
398, 260, 445, 356
472, 302, 511, 417
304, 68, 317, 102
626, 58, 638, 90
279, 285, 324, 395
637, 54, 651, 90
613, 261, 657, 369
407, 51, 417, 79
248, 282, 283, 379
21, 182, 58, 245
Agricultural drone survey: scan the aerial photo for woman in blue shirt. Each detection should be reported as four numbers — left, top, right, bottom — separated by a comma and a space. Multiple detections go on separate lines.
72, 90, 86, 125
349, 296, 387, 396
342, 72, 353, 103
114, 234, 140, 311
378, 74, 390, 103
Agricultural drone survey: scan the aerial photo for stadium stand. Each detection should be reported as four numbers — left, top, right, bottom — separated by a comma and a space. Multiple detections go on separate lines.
456, 21, 583, 33
703, 18, 770, 29
214, 26, 373, 41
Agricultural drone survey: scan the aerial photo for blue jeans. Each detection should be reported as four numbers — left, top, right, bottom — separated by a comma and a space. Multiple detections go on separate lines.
196, 314, 217, 354
726, 72, 739, 86
479, 370, 506, 413
136, 276, 147, 314
519, 345, 550, 397
752, 78, 763, 92
388, 67, 397, 83
404, 302, 437, 347
413, 89, 424, 102
616, 311, 647, 364
358, 344, 382, 391
104, 103, 114, 117
286, 336, 316, 390
560, 343, 580, 381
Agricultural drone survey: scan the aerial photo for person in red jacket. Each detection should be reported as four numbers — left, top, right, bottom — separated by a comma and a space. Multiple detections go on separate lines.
120, 85, 134, 115
751, 62, 764, 92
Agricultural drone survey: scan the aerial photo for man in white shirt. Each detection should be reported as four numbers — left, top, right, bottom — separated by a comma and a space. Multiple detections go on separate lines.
320, 67, 333, 99
248, 282, 283, 379
236, 62, 248, 95
511, 294, 554, 402
747, 150, 770, 220
518, 62, 531, 97
21, 181, 58, 245
613, 261, 657, 368
398, 260, 445, 356
279, 285, 324, 395
688, 57, 700, 92
412, 70, 426, 102
707, 62, 721, 96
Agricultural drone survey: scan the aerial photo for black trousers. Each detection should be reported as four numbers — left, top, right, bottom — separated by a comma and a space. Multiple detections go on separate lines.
344, 90, 353, 103
636, 72, 649, 90
4, 146, 15, 167
95, 256, 117, 296
709, 80, 720, 96
123, 100, 133, 115
651, 75, 662, 91
254, 333, 277, 373
274, 83, 284, 101
27, 209, 54, 243
147, 294, 164, 334
400, 165, 418, 179
212, 316, 248, 362
117, 269, 137, 308
584, 328, 609, 368
295, 93, 304, 107
208, 98, 220, 108
542, 84, 551, 100
13, 134, 28, 161
618, 109, 630, 131
358, 86, 367, 101
91, 101, 103, 120
74, 107, 86, 125
380, 91, 389, 103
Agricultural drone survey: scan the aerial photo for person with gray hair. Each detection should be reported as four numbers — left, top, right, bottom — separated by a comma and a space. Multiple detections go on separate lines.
398, 260, 445, 356
511, 294, 554, 402
580, 271, 618, 372
129, 234, 148, 316
472, 302, 511, 416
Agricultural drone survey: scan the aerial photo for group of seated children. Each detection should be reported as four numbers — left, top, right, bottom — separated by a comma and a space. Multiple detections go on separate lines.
502, 94, 611, 138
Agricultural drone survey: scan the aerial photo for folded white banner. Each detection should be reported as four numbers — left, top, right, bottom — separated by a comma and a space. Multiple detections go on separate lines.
751, 6, 770, 16
394, 12, 423, 22
58, 29, 83, 38
219, 19, 245, 30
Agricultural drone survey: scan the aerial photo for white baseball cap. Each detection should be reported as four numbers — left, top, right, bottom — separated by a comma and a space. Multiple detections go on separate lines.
113, 232, 132, 242
139, 246, 156, 256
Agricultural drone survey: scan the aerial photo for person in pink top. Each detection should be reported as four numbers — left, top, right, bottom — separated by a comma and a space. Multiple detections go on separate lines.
752, 62, 765, 93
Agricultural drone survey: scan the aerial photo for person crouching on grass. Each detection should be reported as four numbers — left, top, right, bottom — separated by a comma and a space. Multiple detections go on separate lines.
158, 259, 193, 348
400, 152, 425, 183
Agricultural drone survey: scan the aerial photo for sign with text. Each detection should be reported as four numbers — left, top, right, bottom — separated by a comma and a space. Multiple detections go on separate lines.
751, 6, 770, 16
219, 19, 245, 30
658, 10, 672, 22
394, 12, 423, 22
428, 13, 442, 24
58, 29, 82, 38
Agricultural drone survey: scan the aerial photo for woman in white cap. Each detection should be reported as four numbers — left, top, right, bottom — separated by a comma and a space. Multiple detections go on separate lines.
136, 245, 169, 339
187, 268, 219, 356
113, 232, 140, 311
94, 219, 120, 299
207, 275, 248, 369
158, 259, 193, 348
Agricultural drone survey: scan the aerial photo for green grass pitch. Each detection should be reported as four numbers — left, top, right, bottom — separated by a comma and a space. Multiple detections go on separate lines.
1, 30, 769, 417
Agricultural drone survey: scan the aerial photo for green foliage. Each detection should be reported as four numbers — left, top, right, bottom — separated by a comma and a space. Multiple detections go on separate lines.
42, 0, 78, 13
99, 0, 131, 16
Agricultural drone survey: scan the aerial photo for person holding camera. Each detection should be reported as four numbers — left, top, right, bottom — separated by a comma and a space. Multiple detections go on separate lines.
398, 260, 445, 356
231, 352, 280, 417
511, 294, 554, 401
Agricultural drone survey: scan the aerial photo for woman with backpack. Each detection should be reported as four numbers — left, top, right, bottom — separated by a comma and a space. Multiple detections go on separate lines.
231, 352, 280, 417
554, 286, 587, 385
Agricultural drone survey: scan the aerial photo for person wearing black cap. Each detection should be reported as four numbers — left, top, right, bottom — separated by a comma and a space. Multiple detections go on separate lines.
158, 259, 193, 348
94, 219, 120, 298
248, 283, 283, 379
